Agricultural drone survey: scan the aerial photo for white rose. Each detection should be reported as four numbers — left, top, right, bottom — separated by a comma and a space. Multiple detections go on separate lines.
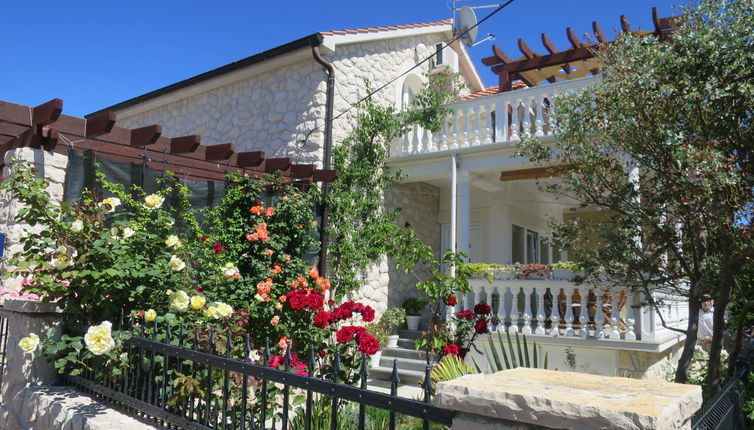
122, 227, 135, 239
18, 333, 40, 353
84, 321, 115, 355
215, 302, 233, 318
169, 290, 190, 312
144, 194, 165, 210
165, 235, 182, 249
101, 197, 121, 213
70, 219, 84, 233
169, 255, 186, 271
203, 306, 218, 319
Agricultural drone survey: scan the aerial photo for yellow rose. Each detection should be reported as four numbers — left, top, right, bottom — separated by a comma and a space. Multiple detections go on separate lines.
165, 235, 182, 249
101, 197, 121, 213
144, 194, 165, 210
18, 333, 40, 353
169, 255, 186, 271
215, 302, 233, 318
190, 295, 206, 310
169, 290, 190, 312
84, 321, 115, 355
144, 309, 157, 322
203, 306, 219, 319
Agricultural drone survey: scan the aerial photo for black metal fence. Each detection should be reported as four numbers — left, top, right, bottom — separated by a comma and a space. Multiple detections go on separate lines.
65, 320, 454, 430
691, 339, 754, 430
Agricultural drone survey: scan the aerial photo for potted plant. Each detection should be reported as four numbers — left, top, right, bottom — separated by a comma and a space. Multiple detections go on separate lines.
551, 261, 579, 281
366, 324, 388, 367
402, 297, 428, 331
379, 308, 406, 348
515, 263, 552, 280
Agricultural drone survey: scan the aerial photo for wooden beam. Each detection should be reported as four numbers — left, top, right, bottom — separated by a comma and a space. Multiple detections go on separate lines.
85, 111, 116, 137
32, 99, 63, 126
41, 127, 59, 151
169, 135, 201, 153
592, 21, 608, 43
566, 27, 584, 49
0, 122, 29, 137
265, 157, 292, 174
204, 143, 234, 161
291, 164, 315, 179
499, 166, 560, 182
237, 151, 265, 167
494, 47, 592, 74
620, 15, 631, 33
493, 45, 537, 88
312, 169, 338, 182
541, 33, 572, 75
130, 125, 162, 147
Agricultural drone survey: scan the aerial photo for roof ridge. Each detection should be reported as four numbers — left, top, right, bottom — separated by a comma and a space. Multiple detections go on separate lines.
319, 19, 452, 36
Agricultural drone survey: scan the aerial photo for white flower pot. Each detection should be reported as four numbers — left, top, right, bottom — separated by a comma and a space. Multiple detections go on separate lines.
370, 350, 382, 367
551, 268, 575, 281
406, 315, 421, 331
387, 334, 399, 348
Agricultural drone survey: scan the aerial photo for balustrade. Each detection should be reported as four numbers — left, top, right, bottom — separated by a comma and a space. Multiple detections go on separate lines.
391, 76, 598, 158
456, 279, 689, 343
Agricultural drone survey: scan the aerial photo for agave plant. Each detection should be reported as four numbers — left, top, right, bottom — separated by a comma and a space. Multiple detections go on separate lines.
470, 331, 548, 373
419, 353, 476, 396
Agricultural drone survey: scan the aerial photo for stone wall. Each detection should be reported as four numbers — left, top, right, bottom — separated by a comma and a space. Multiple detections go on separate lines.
0, 148, 69, 292
384, 182, 441, 316
0, 299, 159, 430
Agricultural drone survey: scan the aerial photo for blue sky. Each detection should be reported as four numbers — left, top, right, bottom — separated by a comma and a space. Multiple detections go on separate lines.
2, 1, 681, 117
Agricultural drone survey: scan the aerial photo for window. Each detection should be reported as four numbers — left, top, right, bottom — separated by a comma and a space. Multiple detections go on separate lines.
512, 225, 559, 264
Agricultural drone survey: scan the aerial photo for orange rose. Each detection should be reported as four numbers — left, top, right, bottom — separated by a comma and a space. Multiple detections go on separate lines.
309, 266, 319, 279
270, 315, 280, 327
250, 206, 263, 215
264, 207, 275, 217
278, 336, 288, 349
279, 295, 287, 303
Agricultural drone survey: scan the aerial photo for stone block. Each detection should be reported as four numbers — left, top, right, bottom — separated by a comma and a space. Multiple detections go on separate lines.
435, 368, 702, 430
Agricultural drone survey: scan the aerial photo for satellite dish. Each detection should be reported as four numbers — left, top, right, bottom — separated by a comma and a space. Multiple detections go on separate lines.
456, 6, 479, 47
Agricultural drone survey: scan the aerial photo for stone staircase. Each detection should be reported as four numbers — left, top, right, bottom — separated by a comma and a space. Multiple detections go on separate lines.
369, 329, 433, 386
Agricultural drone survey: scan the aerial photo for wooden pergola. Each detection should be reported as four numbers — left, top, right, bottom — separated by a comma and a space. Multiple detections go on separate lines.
483, 7, 679, 91
0, 99, 337, 187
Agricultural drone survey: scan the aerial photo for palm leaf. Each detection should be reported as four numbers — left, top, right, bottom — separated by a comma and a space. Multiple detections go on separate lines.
523, 333, 530, 367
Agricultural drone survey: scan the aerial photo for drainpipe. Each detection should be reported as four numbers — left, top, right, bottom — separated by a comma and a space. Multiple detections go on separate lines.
311, 37, 335, 278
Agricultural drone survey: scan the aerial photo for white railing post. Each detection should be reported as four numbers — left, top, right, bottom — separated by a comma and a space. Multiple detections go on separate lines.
625, 293, 637, 341
640, 291, 658, 341
609, 290, 621, 339
484, 103, 493, 144
522, 97, 532, 137
521, 286, 533, 334
509, 287, 520, 334
410, 124, 420, 154
535, 287, 546, 335
563, 287, 575, 337
579, 288, 589, 339
534, 95, 545, 137
594, 289, 605, 339
496, 285, 508, 333
549, 288, 561, 337
461, 108, 471, 148
496, 101, 507, 142
472, 105, 482, 146
510, 100, 520, 141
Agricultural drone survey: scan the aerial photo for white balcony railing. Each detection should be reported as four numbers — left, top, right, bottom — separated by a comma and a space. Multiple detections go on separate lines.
458, 279, 689, 343
391, 76, 599, 157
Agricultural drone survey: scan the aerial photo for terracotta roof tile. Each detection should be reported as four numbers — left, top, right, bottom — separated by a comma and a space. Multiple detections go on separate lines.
320, 19, 452, 36
463, 81, 529, 100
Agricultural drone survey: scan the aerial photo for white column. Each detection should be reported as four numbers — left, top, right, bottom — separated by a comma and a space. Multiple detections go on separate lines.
535, 287, 546, 335
521, 286, 533, 334
579, 289, 589, 339
448, 154, 458, 321
496, 285, 508, 333
509, 287, 520, 334
458, 170, 471, 263
549, 288, 561, 337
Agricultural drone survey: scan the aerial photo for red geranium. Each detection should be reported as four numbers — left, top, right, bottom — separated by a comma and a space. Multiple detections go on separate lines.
474, 303, 492, 315
442, 343, 461, 356
313, 310, 331, 328
457, 310, 474, 321
357, 333, 380, 355
444, 294, 458, 306
474, 318, 489, 334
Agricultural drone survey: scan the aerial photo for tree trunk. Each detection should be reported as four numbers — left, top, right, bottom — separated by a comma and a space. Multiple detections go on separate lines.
675, 286, 701, 383
708, 243, 735, 395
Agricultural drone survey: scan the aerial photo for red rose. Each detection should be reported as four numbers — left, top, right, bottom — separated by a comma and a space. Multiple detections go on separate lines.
313, 310, 331, 328
442, 343, 461, 356
306, 293, 324, 310
457, 310, 474, 321
444, 294, 458, 306
474, 318, 489, 334
213, 243, 223, 254
336, 326, 358, 344
331, 307, 352, 321
474, 303, 492, 315
361, 306, 375, 322
357, 333, 380, 355
199, 236, 207, 242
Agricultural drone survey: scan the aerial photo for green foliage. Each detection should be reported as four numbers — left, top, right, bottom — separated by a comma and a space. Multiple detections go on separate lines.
457, 263, 513, 282
430, 354, 476, 387
401, 297, 428, 315
470, 332, 547, 373
168, 373, 205, 407
327, 75, 458, 300
514, 0, 754, 391
551, 261, 579, 270
379, 308, 406, 335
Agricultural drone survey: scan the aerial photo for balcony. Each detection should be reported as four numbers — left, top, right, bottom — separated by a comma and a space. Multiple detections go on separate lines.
390, 76, 599, 159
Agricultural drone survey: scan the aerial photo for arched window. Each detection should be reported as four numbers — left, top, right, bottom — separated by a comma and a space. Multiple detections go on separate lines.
399, 73, 423, 110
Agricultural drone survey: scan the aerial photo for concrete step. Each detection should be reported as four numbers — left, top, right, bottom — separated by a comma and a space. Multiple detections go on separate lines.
368, 365, 425, 386
398, 338, 418, 349
381, 347, 424, 361
397, 329, 423, 340
379, 356, 430, 373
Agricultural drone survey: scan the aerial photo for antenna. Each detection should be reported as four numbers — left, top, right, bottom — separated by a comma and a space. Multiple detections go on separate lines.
455, 5, 479, 47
